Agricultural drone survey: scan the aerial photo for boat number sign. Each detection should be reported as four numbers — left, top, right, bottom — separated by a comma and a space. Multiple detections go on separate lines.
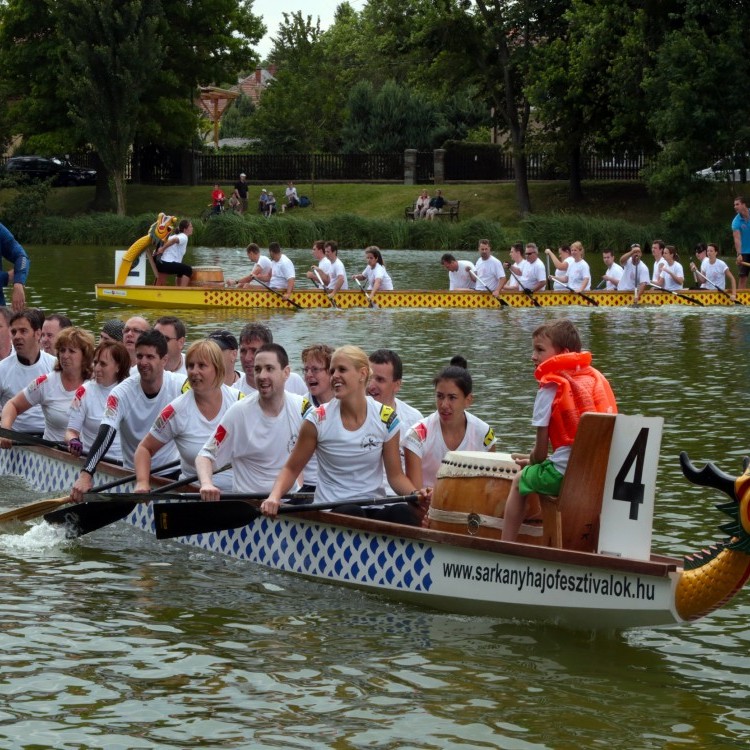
598, 415, 664, 561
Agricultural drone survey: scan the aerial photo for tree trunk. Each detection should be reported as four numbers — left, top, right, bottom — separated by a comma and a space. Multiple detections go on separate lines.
568, 142, 584, 203
90, 153, 115, 212
112, 170, 127, 216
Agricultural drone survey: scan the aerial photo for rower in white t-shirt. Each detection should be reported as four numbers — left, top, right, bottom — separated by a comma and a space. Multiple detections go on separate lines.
440, 254, 476, 290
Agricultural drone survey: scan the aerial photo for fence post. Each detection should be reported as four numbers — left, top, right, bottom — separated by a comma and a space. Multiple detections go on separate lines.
433, 149, 446, 184
404, 149, 417, 185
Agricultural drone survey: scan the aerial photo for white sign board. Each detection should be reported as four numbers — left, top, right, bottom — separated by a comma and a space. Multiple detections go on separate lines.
598, 414, 663, 561
114, 250, 146, 286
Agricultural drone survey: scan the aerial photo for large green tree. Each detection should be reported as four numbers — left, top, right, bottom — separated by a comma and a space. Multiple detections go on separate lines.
60, 0, 163, 214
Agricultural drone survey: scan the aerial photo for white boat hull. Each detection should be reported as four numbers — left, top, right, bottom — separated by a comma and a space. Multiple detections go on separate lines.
0, 445, 685, 629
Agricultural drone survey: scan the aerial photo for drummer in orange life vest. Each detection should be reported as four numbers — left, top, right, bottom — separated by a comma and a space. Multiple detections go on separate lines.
501, 318, 617, 542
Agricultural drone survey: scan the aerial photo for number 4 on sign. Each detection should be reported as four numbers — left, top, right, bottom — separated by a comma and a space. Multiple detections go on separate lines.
598, 415, 664, 561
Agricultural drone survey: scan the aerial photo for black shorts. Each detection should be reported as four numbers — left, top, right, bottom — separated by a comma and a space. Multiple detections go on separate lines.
155, 258, 193, 278
739, 255, 750, 278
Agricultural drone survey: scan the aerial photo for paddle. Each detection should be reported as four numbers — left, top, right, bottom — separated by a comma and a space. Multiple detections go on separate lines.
43, 467, 201, 537
691, 267, 742, 306
469, 271, 508, 307
153, 493, 419, 539
595, 279, 607, 290
547, 275, 599, 306
0, 426, 70, 452
313, 268, 338, 309
354, 277, 376, 308
646, 282, 705, 307
511, 272, 541, 307
254, 277, 302, 309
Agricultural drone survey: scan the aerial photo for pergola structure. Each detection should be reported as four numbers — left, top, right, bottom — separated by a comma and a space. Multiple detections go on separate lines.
197, 86, 240, 147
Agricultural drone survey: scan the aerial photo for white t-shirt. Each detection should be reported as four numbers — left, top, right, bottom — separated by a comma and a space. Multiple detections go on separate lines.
149, 385, 243, 490
567, 258, 591, 291
23, 370, 78, 442
0, 351, 56, 433
618, 259, 650, 291
101, 372, 185, 469
327, 257, 348, 290
604, 262, 624, 290
161, 233, 188, 264
252, 254, 272, 280
362, 264, 393, 291
236, 371, 307, 397
552, 258, 572, 290
382, 397, 424, 494
448, 260, 476, 290
198, 392, 309, 493
530, 383, 570, 474
317, 256, 332, 279
652, 257, 666, 283
661, 260, 684, 291
68, 380, 123, 462
402, 410, 496, 487
520, 258, 547, 290
474, 256, 506, 292
270, 254, 295, 290
305, 396, 401, 504
703, 258, 729, 290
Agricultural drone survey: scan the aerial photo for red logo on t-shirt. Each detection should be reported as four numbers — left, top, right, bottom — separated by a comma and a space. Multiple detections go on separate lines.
414, 422, 428, 441
29, 374, 48, 391
315, 404, 327, 422
154, 404, 175, 431
104, 393, 119, 420
214, 424, 227, 445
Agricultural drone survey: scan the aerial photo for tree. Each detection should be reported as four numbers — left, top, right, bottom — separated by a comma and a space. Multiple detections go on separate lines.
59, 0, 164, 215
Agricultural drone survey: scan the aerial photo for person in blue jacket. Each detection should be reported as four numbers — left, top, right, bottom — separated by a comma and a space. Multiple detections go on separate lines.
0, 223, 29, 310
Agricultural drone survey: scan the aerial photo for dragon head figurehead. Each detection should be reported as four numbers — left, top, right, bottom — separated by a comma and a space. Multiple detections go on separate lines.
676, 453, 750, 621
149, 213, 178, 245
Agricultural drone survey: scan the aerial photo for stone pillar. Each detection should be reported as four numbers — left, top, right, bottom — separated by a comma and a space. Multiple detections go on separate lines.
404, 149, 417, 185
433, 149, 446, 184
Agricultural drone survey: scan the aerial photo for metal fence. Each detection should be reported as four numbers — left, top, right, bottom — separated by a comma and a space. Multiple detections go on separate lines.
1, 150, 652, 184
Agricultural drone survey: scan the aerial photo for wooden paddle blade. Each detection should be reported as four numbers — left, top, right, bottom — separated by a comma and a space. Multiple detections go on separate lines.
44, 500, 138, 537
0, 496, 71, 524
153, 500, 260, 539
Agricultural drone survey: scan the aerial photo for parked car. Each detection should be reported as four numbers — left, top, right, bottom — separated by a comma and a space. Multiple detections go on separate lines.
695, 156, 750, 182
4, 156, 96, 187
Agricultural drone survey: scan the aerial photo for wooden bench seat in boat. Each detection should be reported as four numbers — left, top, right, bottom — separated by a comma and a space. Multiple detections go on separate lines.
538, 412, 616, 552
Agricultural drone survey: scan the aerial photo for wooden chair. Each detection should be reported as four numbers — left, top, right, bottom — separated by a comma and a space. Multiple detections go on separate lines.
538, 413, 616, 552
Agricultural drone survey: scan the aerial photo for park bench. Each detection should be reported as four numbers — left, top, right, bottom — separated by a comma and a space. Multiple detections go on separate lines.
405, 199, 460, 222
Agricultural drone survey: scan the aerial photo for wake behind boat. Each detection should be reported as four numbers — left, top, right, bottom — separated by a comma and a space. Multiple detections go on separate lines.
2, 413, 750, 630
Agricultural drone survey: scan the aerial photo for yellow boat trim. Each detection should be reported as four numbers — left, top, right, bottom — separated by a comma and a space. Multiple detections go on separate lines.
95, 285, 749, 310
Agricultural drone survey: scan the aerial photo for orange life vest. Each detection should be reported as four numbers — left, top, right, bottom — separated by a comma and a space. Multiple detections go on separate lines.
534, 351, 617, 449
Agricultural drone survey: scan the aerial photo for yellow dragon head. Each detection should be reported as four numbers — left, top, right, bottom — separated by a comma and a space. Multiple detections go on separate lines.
149, 213, 178, 245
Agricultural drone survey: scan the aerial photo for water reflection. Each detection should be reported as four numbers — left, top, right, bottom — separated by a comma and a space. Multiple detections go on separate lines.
2, 244, 750, 747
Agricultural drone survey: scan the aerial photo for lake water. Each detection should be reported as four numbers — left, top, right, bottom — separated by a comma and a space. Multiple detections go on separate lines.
2, 244, 750, 748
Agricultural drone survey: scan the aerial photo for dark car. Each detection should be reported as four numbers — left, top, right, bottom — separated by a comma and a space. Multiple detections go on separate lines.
4, 156, 96, 187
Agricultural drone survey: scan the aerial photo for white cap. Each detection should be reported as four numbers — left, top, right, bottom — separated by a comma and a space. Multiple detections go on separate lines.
240, 172, 246, 177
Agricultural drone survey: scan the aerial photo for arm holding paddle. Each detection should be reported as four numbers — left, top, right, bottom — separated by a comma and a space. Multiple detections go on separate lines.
544, 248, 568, 277
71, 423, 118, 501
0, 392, 37, 449
196, 454, 222, 501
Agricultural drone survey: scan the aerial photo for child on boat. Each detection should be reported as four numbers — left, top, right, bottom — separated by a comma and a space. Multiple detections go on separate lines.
502, 319, 617, 542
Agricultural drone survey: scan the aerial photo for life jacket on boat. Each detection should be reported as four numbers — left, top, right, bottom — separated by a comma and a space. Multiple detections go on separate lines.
534, 351, 617, 450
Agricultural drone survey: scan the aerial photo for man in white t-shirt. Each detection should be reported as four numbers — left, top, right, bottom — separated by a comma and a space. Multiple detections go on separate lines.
197, 343, 311, 497
601, 249, 624, 290
509, 243, 546, 292
236, 322, 307, 397
122, 315, 150, 365
0, 309, 55, 433
440, 253, 475, 290
319, 240, 348, 299
268, 241, 295, 301
367, 349, 424, 494
305, 240, 332, 287
472, 239, 506, 295
40, 312, 72, 355
651, 239, 666, 283
70, 330, 185, 500
618, 244, 651, 300
154, 316, 187, 375
227, 243, 272, 287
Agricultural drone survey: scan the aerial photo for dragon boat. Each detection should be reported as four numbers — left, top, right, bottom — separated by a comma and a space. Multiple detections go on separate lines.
2, 413, 750, 630
95, 282, 750, 310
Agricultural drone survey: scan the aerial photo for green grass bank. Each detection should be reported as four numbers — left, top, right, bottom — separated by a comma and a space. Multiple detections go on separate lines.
3, 180, 742, 252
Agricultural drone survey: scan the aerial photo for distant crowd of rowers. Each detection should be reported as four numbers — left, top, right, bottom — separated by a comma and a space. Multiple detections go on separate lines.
0, 308, 497, 525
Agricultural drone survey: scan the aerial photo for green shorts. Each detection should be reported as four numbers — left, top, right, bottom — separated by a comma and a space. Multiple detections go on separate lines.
519, 459, 564, 496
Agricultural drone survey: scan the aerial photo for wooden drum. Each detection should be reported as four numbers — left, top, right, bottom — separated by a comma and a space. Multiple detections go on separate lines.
191, 266, 225, 287
429, 451, 542, 542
